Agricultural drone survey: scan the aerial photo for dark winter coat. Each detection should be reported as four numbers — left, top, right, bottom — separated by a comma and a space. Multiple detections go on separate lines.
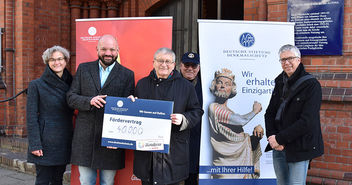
265, 63, 324, 162
26, 65, 73, 166
187, 75, 203, 174
133, 70, 204, 184
66, 60, 135, 170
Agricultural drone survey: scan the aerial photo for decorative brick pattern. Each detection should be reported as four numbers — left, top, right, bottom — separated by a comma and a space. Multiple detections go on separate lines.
312, 72, 352, 102
0, 137, 28, 153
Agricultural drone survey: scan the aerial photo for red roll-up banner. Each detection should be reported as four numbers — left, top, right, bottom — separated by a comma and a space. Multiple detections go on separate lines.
73, 17, 173, 185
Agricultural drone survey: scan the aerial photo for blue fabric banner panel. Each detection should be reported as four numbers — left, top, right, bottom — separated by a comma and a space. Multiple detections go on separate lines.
199, 179, 277, 185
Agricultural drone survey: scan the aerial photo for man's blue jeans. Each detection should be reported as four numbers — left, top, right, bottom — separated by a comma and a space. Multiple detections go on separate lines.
78, 166, 116, 185
272, 150, 309, 185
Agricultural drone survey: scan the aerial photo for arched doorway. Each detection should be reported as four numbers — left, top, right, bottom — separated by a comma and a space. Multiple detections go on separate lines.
149, 0, 201, 63
148, 0, 244, 64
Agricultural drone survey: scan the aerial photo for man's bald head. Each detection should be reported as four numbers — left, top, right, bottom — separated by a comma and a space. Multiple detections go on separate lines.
97, 34, 119, 68
97, 34, 119, 50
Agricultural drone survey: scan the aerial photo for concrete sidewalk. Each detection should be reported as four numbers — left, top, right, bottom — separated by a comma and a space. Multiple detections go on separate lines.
0, 137, 70, 185
0, 147, 71, 185
0, 167, 70, 185
0, 166, 35, 185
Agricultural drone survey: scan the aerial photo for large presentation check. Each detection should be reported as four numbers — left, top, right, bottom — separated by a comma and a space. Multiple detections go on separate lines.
101, 96, 174, 153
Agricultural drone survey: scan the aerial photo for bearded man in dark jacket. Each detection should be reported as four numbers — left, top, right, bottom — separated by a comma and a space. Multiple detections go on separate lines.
130, 47, 204, 185
265, 44, 324, 185
67, 34, 135, 185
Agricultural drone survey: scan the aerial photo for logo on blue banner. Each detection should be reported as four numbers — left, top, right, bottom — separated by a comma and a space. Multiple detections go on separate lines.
239, 32, 255, 47
117, 100, 123, 107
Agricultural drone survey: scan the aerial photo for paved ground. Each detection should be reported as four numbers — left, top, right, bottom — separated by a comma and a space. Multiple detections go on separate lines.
0, 142, 70, 185
0, 167, 70, 185
0, 167, 35, 185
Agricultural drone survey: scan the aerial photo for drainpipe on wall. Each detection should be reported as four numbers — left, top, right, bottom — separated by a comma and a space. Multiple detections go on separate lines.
217, 0, 221, 19
0, 28, 7, 89
12, 0, 17, 136
0, 28, 3, 73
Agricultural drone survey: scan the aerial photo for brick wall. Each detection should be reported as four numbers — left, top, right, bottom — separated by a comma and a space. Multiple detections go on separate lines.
119, 0, 163, 17
14, 0, 35, 137
245, 0, 352, 183
3, 0, 16, 137
0, 0, 71, 137
0, 0, 351, 183
1, 0, 152, 136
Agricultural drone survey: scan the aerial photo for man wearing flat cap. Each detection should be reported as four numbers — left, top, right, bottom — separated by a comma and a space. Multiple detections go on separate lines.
179, 52, 203, 185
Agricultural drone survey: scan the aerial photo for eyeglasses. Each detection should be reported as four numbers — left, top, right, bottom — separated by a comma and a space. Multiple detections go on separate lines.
183, 63, 198, 69
48, 57, 65, 62
279, 56, 298, 63
154, 59, 174, 65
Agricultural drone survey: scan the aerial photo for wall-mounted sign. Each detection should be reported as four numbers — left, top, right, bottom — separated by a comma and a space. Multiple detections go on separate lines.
288, 0, 344, 55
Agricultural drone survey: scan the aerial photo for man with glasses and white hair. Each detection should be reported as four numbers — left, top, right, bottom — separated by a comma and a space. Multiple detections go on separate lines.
130, 47, 204, 185
265, 44, 324, 185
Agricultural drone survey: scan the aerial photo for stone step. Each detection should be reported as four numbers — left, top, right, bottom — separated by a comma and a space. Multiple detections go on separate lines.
0, 147, 36, 175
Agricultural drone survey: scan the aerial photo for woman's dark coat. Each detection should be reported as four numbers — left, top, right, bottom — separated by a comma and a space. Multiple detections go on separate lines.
66, 60, 135, 170
265, 63, 324, 162
133, 70, 204, 184
26, 65, 73, 166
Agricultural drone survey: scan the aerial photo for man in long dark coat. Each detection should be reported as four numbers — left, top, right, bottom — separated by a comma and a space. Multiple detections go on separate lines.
179, 52, 203, 185
67, 34, 135, 185
132, 47, 204, 185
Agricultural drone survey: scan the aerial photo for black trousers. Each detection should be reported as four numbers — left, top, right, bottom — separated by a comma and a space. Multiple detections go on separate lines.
184, 173, 198, 185
35, 164, 66, 185
141, 157, 181, 185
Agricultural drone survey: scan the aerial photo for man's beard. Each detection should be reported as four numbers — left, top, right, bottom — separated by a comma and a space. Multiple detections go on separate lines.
99, 55, 117, 67
214, 91, 230, 104
214, 91, 230, 99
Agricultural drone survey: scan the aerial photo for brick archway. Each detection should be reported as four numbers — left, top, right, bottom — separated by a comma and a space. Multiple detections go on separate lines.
138, 0, 171, 15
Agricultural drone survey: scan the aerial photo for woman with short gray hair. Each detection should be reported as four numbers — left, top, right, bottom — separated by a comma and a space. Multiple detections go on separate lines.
27, 45, 73, 185
42, 46, 70, 64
